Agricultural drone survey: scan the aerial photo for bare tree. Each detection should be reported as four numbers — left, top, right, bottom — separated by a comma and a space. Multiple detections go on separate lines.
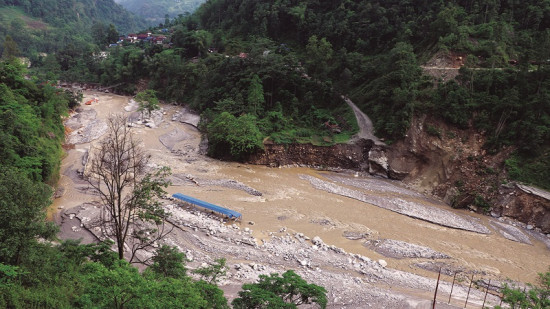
86, 114, 172, 263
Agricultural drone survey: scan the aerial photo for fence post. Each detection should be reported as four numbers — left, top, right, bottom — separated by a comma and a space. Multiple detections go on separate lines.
464, 274, 474, 308
482, 279, 491, 308
448, 272, 457, 304
433, 267, 442, 309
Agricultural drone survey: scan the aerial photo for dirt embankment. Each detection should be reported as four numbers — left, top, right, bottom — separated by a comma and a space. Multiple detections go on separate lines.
248, 140, 372, 170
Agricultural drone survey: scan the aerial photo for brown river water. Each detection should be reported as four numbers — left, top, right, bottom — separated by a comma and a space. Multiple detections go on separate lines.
51, 91, 549, 285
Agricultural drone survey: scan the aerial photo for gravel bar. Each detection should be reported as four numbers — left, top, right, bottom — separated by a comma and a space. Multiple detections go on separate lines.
301, 175, 490, 234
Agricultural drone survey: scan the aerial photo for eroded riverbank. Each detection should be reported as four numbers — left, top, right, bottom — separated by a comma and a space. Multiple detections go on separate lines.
53, 91, 550, 308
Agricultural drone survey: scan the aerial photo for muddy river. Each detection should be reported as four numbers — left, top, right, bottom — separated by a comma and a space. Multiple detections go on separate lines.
52, 91, 549, 289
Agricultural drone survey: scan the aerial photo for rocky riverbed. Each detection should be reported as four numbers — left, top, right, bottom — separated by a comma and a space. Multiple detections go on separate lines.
60, 199, 503, 308
53, 91, 550, 308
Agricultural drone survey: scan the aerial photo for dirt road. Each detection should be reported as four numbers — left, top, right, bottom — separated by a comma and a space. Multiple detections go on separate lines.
344, 96, 385, 146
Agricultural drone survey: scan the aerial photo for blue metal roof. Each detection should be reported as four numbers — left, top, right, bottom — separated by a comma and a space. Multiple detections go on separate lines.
172, 193, 242, 219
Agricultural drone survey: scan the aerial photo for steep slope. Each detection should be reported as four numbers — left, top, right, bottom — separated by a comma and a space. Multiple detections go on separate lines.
115, 0, 206, 25
0, 0, 146, 55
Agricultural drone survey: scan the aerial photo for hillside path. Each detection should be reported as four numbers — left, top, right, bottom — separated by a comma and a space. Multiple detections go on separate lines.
344, 96, 385, 146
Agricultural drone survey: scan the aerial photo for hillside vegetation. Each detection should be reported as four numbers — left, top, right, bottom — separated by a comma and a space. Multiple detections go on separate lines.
61, 0, 549, 190
115, 0, 206, 25
0, 1, 549, 307
0, 0, 146, 58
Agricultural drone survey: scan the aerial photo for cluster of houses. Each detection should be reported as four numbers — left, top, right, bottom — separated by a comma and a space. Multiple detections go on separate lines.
109, 32, 169, 47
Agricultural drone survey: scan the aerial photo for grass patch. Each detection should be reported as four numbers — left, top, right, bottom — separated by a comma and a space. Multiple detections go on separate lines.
265, 102, 360, 146
425, 124, 441, 138
0, 7, 50, 31
505, 149, 550, 190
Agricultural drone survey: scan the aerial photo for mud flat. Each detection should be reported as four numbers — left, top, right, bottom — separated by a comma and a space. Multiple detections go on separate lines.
365, 239, 451, 260
326, 174, 427, 199
300, 174, 490, 234
170, 174, 263, 197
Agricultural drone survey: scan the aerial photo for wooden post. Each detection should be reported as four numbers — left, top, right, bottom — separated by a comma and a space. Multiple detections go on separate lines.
482, 279, 491, 308
433, 267, 442, 309
448, 272, 457, 304
464, 274, 474, 308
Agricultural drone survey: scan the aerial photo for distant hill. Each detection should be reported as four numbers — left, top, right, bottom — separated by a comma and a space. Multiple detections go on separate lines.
114, 0, 206, 25
0, 0, 146, 55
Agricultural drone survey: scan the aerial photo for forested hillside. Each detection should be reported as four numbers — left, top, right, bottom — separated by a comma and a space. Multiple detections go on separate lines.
0, 0, 145, 57
0, 1, 549, 306
71, 0, 549, 189
115, 0, 206, 25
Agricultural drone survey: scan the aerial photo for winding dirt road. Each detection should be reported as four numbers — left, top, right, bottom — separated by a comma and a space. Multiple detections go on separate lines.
343, 96, 385, 146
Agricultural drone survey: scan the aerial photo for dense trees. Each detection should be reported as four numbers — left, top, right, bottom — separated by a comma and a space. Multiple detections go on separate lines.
207, 112, 264, 160
0, 1, 145, 59
232, 270, 327, 309
0, 167, 56, 265
0, 59, 74, 183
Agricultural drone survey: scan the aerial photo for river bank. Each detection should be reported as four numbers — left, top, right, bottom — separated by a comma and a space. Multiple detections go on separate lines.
53, 90, 550, 308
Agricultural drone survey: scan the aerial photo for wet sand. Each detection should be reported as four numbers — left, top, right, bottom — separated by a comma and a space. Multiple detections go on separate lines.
52, 91, 550, 307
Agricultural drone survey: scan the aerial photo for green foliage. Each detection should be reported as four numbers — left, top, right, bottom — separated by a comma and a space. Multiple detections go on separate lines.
194, 280, 230, 309
207, 112, 264, 160
351, 42, 429, 138
135, 89, 160, 118
496, 269, 550, 309
473, 194, 491, 213
0, 237, 229, 309
0, 59, 69, 183
1, 35, 20, 60
247, 74, 265, 116
193, 258, 227, 284
232, 270, 327, 309
0, 1, 145, 58
116, 0, 204, 26
0, 167, 57, 265
149, 245, 187, 279
78, 259, 209, 308
92, 22, 120, 47
505, 151, 550, 190
306, 35, 333, 77
425, 124, 441, 138
98, 46, 146, 88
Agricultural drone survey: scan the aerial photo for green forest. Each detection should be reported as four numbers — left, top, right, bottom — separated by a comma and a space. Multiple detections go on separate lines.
0, 0, 146, 60
35, 0, 548, 189
1, 0, 550, 307
115, 0, 206, 25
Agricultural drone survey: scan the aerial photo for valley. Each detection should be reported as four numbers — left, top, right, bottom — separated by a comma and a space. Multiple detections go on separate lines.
53, 90, 550, 308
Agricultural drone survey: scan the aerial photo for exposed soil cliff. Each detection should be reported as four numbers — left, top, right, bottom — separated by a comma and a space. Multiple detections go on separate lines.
390, 115, 550, 233
248, 139, 371, 170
